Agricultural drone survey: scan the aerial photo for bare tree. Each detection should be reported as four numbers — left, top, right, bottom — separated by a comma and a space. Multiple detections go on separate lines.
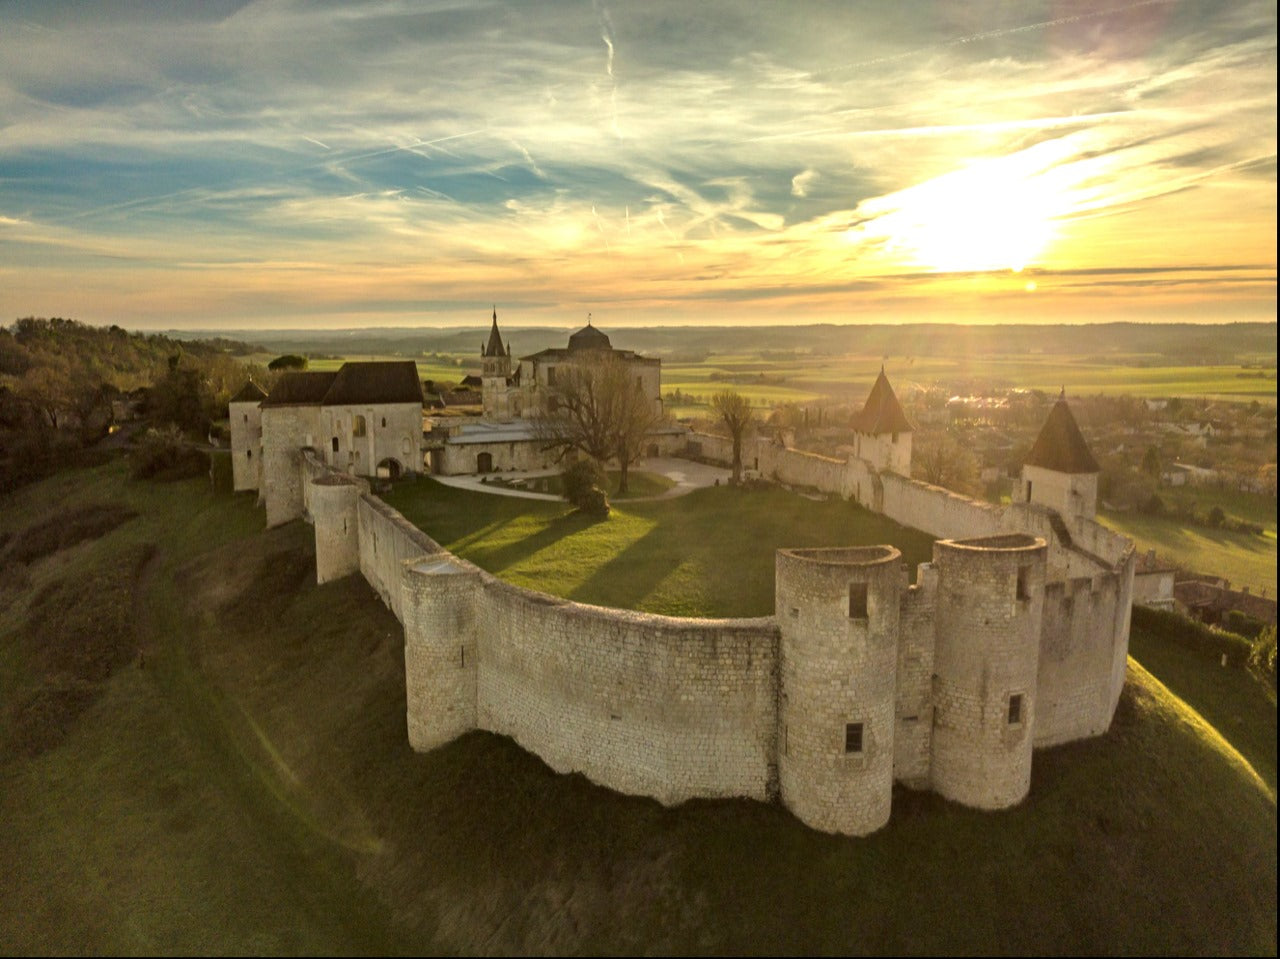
912, 431, 980, 495
711, 389, 754, 484
533, 353, 664, 494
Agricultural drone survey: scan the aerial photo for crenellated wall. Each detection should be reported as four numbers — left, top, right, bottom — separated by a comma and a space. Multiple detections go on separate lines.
283, 425, 1133, 836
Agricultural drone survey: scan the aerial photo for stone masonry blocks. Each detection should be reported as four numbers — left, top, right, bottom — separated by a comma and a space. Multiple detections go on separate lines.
930, 534, 1046, 810
777, 546, 902, 836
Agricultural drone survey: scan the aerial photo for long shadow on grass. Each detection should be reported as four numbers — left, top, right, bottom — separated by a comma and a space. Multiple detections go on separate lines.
466, 508, 602, 573
567, 523, 682, 612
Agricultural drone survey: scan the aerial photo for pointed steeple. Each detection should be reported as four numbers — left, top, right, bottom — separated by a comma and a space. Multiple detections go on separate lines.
1025, 393, 1099, 474
483, 307, 506, 358
851, 368, 913, 435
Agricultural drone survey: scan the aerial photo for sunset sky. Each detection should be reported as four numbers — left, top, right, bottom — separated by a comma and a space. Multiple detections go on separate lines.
0, 0, 1275, 329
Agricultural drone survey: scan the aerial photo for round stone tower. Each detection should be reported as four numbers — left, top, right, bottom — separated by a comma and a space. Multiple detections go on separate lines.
776, 545, 902, 836
310, 474, 360, 584
930, 534, 1047, 810
401, 556, 482, 751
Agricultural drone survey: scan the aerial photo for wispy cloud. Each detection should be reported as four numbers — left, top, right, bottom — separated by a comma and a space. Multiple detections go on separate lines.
0, 0, 1272, 327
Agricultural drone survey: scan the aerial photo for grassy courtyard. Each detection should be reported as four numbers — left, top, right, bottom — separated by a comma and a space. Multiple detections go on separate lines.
383, 477, 936, 617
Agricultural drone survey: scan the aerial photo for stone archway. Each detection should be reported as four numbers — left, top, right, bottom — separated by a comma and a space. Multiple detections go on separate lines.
477, 452, 494, 473
377, 457, 402, 480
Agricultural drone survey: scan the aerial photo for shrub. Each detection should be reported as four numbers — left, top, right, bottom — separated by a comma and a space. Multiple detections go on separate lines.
1207, 505, 1226, 528
1248, 625, 1276, 686
560, 459, 609, 514
130, 425, 209, 481
1131, 605, 1253, 667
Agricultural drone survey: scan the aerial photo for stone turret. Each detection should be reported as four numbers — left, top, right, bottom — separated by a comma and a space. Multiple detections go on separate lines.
776, 545, 902, 836
228, 380, 266, 492
310, 473, 361, 583
930, 534, 1046, 809
1021, 391, 1099, 520
852, 368, 913, 476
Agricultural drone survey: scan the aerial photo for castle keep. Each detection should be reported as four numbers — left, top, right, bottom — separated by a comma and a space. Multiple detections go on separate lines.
247, 362, 1134, 837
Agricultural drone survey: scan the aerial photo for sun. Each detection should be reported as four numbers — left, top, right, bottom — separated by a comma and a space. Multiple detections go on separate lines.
848, 141, 1079, 275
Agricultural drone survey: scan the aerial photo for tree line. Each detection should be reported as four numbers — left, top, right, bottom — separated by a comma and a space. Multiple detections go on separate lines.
0, 317, 266, 492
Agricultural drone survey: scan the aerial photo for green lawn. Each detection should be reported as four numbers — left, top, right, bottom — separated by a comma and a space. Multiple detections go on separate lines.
384, 478, 936, 617
1100, 509, 1277, 594
492, 469, 677, 500
1, 461, 1275, 954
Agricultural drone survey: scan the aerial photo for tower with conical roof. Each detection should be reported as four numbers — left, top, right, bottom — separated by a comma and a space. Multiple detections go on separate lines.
1020, 390, 1100, 520
851, 367, 913, 476
481, 307, 514, 419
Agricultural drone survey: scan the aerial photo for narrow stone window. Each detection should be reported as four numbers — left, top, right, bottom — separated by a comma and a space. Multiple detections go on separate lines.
353, 415, 366, 437
381, 417, 386, 428
783, 725, 789, 757
849, 582, 868, 619
1016, 567, 1030, 601
243, 413, 248, 423
845, 722, 864, 754
246, 449, 252, 460
460, 646, 466, 669
1025, 480, 1033, 502
331, 437, 339, 453
1008, 694, 1023, 725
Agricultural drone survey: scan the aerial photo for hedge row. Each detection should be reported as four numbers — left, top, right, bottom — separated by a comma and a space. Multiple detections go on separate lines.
1131, 604, 1254, 667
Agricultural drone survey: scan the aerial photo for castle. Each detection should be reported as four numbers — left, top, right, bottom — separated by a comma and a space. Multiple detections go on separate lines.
238, 349, 1133, 838
427, 312, 686, 475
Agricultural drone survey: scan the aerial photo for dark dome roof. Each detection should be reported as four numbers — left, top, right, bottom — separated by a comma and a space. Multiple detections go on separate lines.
568, 323, 611, 352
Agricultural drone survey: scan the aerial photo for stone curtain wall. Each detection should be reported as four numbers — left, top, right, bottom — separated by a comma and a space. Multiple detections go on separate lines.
475, 582, 778, 805
306, 453, 782, 806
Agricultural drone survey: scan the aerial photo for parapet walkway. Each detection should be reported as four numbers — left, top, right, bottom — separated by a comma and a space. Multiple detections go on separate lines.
430, 457, 733, 502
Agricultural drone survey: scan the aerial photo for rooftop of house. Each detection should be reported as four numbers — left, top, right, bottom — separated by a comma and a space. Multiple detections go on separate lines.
256, 361, 423, 408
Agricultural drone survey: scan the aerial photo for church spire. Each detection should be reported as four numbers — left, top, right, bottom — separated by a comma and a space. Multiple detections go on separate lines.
483, 307, 506, 358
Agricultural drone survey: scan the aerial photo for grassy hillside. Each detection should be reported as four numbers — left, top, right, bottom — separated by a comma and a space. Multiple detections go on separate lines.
1, 462, 1275, 954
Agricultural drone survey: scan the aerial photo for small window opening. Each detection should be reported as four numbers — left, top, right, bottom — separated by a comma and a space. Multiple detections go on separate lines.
845, 722, 864, 754
1008, 694, 1023, 725
1016, 567, 1030, 601
353, 415, 366, 437
243, 413, 248, 423
849, 582, 868, 619
460, 646, 466, 669
381, 417, 386, 428
331, 437, 339, 453
246, 449, 252, 460
783, 725, 789, 757
1025, 480, 1033, 502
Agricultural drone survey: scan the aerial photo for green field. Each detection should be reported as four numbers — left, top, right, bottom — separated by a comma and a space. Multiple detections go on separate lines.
1, 462, 1275, 954
1100, 486, 1277, 594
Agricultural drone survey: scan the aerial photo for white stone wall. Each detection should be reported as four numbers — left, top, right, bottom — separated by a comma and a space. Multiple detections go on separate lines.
321, 402, 422, 478
475, 582, 779, 806
930, 535, 1046, 810
311, 477, 362, 584
1021, 464, 1098, 521
894, 563, 937, 786
437, 438, 560, 476
229, 399, 262, 492
261, 406, 323, 527
776, 547, 901, 836
403, 557, 481, 750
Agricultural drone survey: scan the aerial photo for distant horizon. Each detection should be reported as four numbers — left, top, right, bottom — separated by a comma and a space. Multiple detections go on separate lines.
2, 2, 1274, 330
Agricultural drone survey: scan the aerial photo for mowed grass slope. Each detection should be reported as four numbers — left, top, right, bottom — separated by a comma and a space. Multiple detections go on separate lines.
1100, 487, 1277, 595
0, 462, 1275, 954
